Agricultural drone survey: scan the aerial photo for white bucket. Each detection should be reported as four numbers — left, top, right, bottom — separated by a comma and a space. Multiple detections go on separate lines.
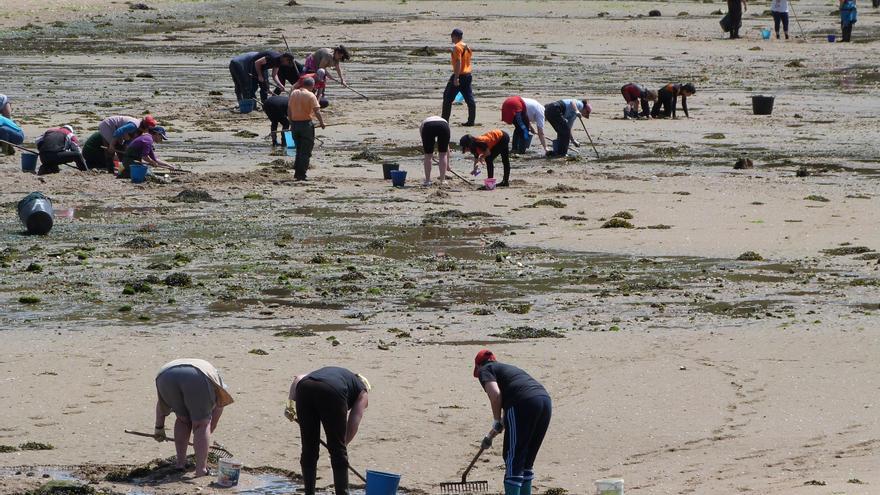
595, 478, 624, 495
216, 458, 242, 487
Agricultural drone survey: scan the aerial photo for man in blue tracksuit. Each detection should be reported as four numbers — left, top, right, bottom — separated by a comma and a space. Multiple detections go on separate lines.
474, 350, 551, 495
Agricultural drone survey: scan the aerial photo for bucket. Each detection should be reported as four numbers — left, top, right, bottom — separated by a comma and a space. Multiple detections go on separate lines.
484, 178, 497, 190
365, 470, 401, 495
17, 192, 54, 235
595, 478, 624, 495
390, 170, 407, 188
827, 34, 836, 42
130, 163, 149, 183
283, 130, 296, 149
453, 92, 464, 104
382, 161, 399, 179
239, 99, 256, 114
21, 153, 38, 173
216, 458, 242, 487
761, 28, 771, 39
751, 95, 775, 115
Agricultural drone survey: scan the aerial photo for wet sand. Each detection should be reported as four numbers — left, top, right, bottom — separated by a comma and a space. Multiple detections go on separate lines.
1, 1, 879, 494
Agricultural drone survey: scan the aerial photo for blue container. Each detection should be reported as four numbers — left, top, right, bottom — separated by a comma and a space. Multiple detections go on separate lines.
761, 29, 771, 39
827, 34, 836, 42
130, 163, 149, 183
21, 153, 38, 173
240, 99, 256, 114
453, 92, 464, 104
390, 170, 407, 187
365, 470, 401, 495
283, 130, 296, 149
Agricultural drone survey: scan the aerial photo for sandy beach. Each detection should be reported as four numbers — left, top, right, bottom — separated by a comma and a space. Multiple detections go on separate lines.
1, 1, 879, 494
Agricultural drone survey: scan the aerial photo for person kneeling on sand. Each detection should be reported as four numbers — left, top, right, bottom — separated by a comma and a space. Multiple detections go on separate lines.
119, 126, 171, 179
459, 129, 511, 187
620, 83, 657, 119
473, 350, 552, 495
285, 367, 370, 495
154, 358, 234, 477
651, 83, 695, 119
287, 78, 326, 181
35, 125, 87, 175
420, 116, 451, 186
544, 98, 591, 157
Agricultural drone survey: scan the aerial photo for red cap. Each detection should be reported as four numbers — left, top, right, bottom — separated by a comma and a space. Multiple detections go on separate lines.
141, 115, 157, 128
473, 349, 496, 377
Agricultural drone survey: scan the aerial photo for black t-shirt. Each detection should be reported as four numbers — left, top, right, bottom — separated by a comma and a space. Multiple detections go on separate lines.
478, 362, 548, 409
250, 50, 282, 71
304, 366, 365, 409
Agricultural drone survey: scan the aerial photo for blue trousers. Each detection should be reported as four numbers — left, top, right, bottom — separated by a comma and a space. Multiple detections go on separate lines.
502, 395, 552, 487
511, 112, 531, 153
441, 73, 475, 125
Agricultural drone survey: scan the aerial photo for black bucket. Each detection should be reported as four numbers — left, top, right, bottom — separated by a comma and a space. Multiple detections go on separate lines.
382, 161, 399, 180
17, 192, 54, 235
752, 95, 775, 115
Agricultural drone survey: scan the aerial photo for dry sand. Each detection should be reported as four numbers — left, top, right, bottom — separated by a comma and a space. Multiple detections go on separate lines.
1, 0, 879, 494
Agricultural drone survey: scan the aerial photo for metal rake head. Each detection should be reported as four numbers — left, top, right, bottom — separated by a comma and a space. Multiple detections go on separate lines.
209, 442, 233, 459
438, 480, 490, 494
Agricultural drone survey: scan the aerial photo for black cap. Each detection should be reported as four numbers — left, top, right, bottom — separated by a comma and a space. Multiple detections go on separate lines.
451, 28, 463, 37
683, 83, 696, 93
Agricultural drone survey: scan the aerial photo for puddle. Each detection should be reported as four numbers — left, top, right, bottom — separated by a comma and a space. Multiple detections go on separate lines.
236, 474, 365, 495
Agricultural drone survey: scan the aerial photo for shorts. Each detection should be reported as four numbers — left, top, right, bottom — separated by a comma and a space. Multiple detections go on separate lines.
155, 365, 216, 422
421, 120, 450, 154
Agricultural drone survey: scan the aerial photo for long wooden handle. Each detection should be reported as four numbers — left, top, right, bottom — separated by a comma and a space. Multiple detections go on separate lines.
0, 139, 38, 155
461, 446, 485, 483
292, 419, 367, 483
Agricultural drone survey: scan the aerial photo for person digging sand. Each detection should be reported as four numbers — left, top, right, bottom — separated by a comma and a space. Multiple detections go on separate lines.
651, 83, 696, 119
441, 28, 476, 126
303, 46, 350, 87
35, 125, 87, 174
153, 358, 234, 477
459, 129, 511, 187
420, 115, 451, 186
119, 126, 171, 179
285, 367, 370, 495
501, 96, 535, 154
287, 77, 326, 181
473, 350, 552, 495
544, 98, 591, 157
99, 115, 157, 165
620, 83, 657, 119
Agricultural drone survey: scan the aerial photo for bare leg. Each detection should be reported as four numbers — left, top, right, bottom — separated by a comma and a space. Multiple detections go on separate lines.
173, 417, 192, 469
191, 419, 212, 476
423, 153, 432, 183
438, 151, 449, 181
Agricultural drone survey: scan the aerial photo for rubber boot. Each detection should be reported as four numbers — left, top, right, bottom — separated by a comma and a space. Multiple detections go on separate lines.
521, 480, 533, 495
465, 104, 476, 127
504, 481, 521, 495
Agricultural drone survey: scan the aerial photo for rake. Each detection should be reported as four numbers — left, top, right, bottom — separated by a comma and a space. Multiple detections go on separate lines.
439, 445, 490, 493
124, 429, 234, 459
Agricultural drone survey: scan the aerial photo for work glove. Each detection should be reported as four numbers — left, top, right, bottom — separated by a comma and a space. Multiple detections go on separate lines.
153, 427, 167, 442
481, 435, 493, 450
284, 400, 298, 422
492, 420, 504, 433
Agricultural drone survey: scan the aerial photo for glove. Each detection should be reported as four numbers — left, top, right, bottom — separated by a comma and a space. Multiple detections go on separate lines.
153, 427, 167, 442
284, 400, 298, 422
492, 420, 504, 433
481, 435, 493, 450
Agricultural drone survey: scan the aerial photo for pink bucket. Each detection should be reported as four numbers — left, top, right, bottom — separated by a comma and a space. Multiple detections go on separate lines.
484, 178, 496, 190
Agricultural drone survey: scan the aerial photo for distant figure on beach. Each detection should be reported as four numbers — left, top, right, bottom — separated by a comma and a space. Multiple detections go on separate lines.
840, 0, 858, 42
770, 0, 790, 39
287, 78, 326, 181
286, 367, 370, 495
0, 94, 25, 146
119, 126, 172, 179
544, 98, 591, 157
441, 28, 476, 126
727, 0, 747, 38
620, 83, 657, 119
459, 129, 511, 187
303, 46, 350, 87
229, 51, 296, 104
419, 115, 451, 186
35, 125, 87, 175
473, 350, 552, 495
154, 358, 234, 477
651, 83, 696, 119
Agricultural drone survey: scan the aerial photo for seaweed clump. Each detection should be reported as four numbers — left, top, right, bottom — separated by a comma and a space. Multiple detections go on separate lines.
490, 326, 565, 339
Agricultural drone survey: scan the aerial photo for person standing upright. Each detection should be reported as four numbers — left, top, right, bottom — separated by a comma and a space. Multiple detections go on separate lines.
441, 28, 475, 126
770, 0, 790, 39
287, 77, 325, 181
727, 0, 748, 38
840, 0, 858, 42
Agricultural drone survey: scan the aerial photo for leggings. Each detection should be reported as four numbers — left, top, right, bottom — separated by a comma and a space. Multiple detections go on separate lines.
420, 120, 450, 154
771, 11, 789, 34
502, 395, 552, 489
296, 379, 350, 495
484, 132, 511, 183
544, 102, 571, 156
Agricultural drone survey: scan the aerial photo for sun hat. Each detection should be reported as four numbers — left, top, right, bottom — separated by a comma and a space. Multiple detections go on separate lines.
141, 115, 157, 128
62, 125, 74, 133
356, 373, 372, 392
151, 126, 168, 140
473, 349, 496, 377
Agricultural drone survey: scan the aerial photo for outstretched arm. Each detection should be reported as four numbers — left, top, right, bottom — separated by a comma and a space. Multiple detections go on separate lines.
682, 96, 689, 118
345, 392, 369, 444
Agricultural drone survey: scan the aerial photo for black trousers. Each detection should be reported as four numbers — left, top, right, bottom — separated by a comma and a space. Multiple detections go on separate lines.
485, 132, 511, 183
296, 379, 350, 495
82, 145, 113, 172
441, 73, 475, 125
771, 11, 789, 34
544, 102, 571, 156
37, 151, 86, 175
727, 0, 743, 37
651, 89, 675, 118
292, 121, 315, 179
842, 23, 853, 42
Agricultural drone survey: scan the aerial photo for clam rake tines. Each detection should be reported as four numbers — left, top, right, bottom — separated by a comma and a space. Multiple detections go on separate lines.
123, 429, 233, 458
439, 480, 490, 493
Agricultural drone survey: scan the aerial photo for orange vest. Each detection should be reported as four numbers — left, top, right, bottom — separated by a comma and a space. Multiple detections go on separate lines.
451, 41, 472, 74
475, 129, 504, 151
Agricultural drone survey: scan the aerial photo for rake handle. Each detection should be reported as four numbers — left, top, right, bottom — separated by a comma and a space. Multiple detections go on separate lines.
124, 430, 231, 457
0, 140, 38, 155
292, 419, 367, 483
577, 115, 600, 159
461, 446, 485, 483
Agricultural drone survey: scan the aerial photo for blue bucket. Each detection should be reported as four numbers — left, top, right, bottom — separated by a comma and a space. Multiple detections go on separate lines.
240, 99, 256, 114
761, 28, 771, 39
453, 92, 464, 104
130, 163, 149, 183
365, 470, 401, 495
21, 153, 38, 173
390, 170, 407, 187
283, 130, 296, 149
827, 34, 836, 42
